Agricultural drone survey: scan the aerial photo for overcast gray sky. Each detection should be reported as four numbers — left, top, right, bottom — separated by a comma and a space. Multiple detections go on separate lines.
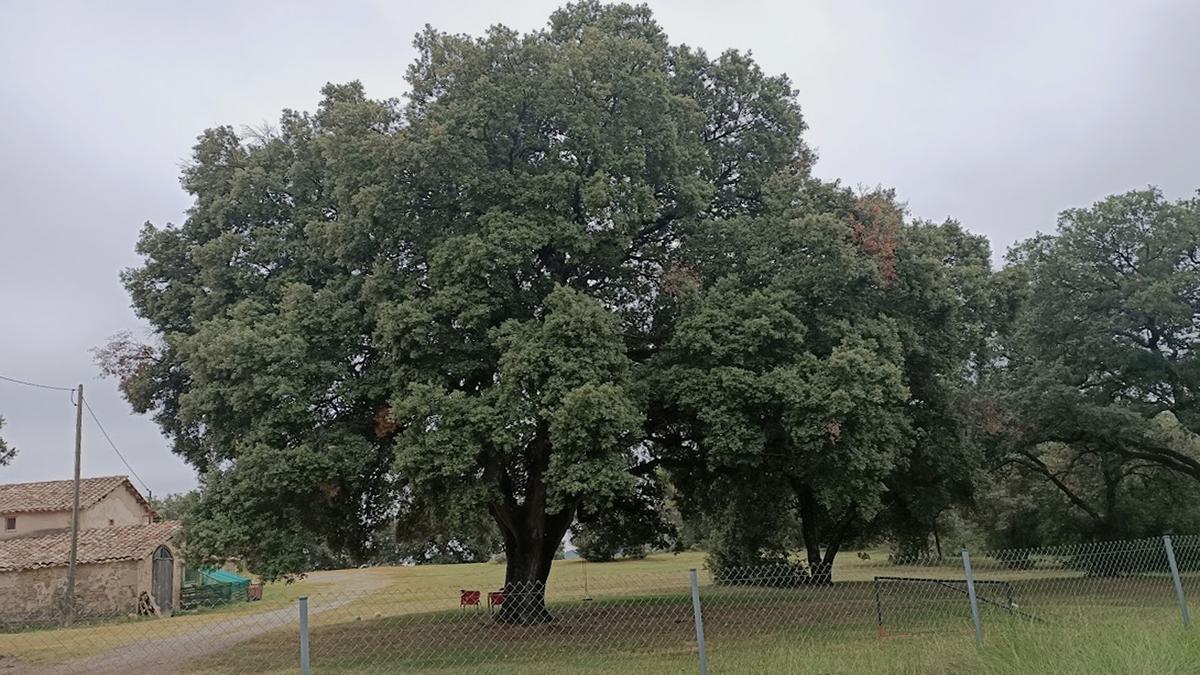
1, 0, 1197, 496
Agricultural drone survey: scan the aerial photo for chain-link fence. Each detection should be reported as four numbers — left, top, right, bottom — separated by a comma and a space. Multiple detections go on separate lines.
1, 535, 1195, 674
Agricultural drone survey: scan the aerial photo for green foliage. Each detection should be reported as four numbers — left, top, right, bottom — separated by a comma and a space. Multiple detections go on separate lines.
382, 488, 504, 565
869, 218, 1002, 552
150, 490, 199, 521
0, 416, 14, 468
570, 477, 676, 562
656, 189, 908, 539
652, 186, 998, 578
696, 479, 804, 572
973, 433, 1200, 549
989, 188, 1200, 538
106, 1, 1194, 591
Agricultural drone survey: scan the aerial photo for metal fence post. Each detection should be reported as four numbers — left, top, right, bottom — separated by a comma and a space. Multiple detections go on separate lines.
961, 548, 983, 646
689, 569, 708, 675
873, 578, 885, 639
1163, 535, 1191, 628
299, 596, 311, 675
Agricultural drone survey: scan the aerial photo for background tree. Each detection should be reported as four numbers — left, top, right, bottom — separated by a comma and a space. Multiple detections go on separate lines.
867, 218, 1002, 560
381, 487, 503, 565
974, 438, 1200, 549
150, 490, 199, 522
570, 476, 676, 562
989, 188, 1200, 536
650, 182, 912, 582
0, 416, 14, 468
103, 1, 808, 621
651, 185, 999, 579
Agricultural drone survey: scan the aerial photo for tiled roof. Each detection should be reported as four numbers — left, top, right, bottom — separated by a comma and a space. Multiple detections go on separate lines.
0, 476, 154, 516
0, 521, 181, 572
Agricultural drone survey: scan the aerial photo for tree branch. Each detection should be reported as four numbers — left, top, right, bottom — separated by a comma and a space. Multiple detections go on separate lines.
1014, 450, 1103, 523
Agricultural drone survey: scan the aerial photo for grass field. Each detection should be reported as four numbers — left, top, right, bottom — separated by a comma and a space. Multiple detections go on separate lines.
2, 550, 1197, 673
182, 602, 1198, 674
179, 622, 1200, 675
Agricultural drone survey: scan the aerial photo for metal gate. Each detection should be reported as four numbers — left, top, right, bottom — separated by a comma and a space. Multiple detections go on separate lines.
152, 545, 174, 613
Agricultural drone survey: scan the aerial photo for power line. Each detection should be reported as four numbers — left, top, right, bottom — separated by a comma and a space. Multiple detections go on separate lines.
0, 373, 75, 392
82, 399, 153, 497
0, 373, 154, 495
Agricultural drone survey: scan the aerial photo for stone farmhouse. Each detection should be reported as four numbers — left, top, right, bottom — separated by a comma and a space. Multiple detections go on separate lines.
0, 476, 182, 624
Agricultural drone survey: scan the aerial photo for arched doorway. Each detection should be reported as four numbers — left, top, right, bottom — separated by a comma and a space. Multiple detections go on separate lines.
151, 546, 174, 613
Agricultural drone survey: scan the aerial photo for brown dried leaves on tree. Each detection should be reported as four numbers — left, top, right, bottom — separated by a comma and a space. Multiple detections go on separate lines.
93, 331, 158, 399
374, 407, 399, 439
849, 192, 903, 285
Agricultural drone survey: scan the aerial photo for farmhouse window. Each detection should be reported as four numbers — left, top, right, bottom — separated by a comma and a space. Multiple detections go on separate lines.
4, 517, 14, 530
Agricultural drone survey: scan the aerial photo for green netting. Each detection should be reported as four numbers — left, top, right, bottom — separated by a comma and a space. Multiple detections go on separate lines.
203, 568, 251, 588
180, 568, 253, 609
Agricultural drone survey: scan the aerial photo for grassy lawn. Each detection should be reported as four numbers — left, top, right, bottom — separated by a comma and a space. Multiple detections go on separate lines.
181, 607, 1199, 674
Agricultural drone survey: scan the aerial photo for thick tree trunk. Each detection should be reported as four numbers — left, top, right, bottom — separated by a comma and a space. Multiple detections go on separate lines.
488, 488, 575, 624
797, 482, 832, 584
493, 512, 572, 624
795, 480, 853, 585
484, 420, 578, 624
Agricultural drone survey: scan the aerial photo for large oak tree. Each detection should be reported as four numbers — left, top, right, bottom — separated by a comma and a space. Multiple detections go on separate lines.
106, 2, 809, 621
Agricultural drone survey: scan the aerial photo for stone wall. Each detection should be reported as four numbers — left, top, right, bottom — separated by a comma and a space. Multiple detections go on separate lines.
0, 560, 140, 625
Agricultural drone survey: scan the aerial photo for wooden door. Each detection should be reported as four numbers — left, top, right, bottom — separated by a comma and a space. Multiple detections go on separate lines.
152, 546, 174, 613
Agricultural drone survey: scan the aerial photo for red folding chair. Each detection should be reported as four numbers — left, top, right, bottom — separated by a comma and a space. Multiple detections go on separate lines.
487, 590, 505, 614
460, 589, 481, 609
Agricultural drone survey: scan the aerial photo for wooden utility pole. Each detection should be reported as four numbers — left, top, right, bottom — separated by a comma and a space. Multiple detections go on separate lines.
64, 384, 83, 625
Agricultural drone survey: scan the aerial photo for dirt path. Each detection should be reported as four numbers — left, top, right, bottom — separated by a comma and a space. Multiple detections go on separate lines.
20, 569, 393, 675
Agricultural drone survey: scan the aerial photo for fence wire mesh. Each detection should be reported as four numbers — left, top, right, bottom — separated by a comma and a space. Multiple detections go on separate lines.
0, 535, 1195, 674
1171, 534, 1200, 619
970, 536, 1185, 628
